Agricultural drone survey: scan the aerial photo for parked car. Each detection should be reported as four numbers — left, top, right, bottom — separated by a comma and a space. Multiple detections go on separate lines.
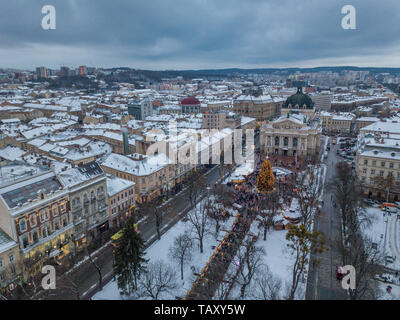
385, 256, 396, 264
387, 207, 398, 214
364, 199, 374, 206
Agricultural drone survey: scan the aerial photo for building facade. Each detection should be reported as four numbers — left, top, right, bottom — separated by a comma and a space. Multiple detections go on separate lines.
128, 98, 153, 120
0, 171, 73, 279
106, 176, 135, 229
261, 114, 321, 158
58, 162, 108, 253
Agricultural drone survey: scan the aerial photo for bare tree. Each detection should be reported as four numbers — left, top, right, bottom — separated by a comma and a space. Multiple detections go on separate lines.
236, 240, 265, 299
53, 273, 81, 300
88, 249, 103, 291
258, 192, 280, 241
252, 266, 282, 300
186, 170, 206, 208
142, 201, 163, 241
337, 236, 384, 300
212, 182, 235, 208
138, 261, 177, 300
207, 203, 231, 239
187, 199, 210, 253
169, 233, 193, 281
296, 167, 320, 230
328, 161, 361, 236
374, 174, 396, 203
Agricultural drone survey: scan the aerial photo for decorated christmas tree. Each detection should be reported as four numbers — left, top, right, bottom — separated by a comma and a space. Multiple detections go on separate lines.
257, 158, 276, 193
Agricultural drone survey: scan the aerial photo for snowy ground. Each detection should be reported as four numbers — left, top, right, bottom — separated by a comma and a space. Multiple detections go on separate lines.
361, 206, 400, 270
93, 199, 237, 300
218, 218, 304, 300
361, 205, 400, 299
377, 281, 400, 300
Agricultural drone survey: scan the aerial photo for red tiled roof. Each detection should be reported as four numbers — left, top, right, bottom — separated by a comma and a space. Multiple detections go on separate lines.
180, 97, 200, 105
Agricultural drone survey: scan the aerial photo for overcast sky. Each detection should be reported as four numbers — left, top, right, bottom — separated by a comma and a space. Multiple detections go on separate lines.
2, 0, 400, 70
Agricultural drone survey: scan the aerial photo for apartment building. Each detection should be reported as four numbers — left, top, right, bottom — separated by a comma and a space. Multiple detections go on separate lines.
101, 153, 173, 203
355, 117, 379, 133
202, 111, 240, 130
356, 131, 400, 201
233, 94, 279, 121
58, 162, 108, 252
320, 111, 355, 133
0, 228, 21, 296
127, 98, 153, 120
106, 176, 135, 229
0, 171, 73, 278
310, 92, 332, 111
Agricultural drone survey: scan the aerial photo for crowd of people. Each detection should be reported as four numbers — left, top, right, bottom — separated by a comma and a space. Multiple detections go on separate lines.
187, 151, 301, 299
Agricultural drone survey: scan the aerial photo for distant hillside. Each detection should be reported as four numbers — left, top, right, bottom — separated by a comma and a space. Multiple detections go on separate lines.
102, 66, 400, 82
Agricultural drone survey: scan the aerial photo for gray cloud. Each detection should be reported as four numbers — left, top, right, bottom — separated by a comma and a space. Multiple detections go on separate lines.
1, 0, 400, 69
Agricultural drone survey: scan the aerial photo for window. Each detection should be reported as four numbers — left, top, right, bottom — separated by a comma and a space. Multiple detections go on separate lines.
62, 215, 68, 227
390, 163, 394, 169
9, 254, 14, 263
284, 137, 289, 147
54, 219, 60, 230
30, 214, 37, 228
380, 171, 384, 177
53, 205, 59, 217
41, 225, 49, 238
19, 219, 27, 233
372, 160, 376, 166
371, 169, 375, 175
362, 169, 367, 174
364, 159, 368, 165
39, 209, 49, 223
293, 138, 298, 148
22, 234, 29, 248
0, 259, 3, 269
381, 162, 385, 167
275, 136, 279, 146
32, 231, 38, 243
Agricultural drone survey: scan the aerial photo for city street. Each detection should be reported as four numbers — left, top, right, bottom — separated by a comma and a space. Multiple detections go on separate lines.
37, 163, 233, 300
307, 138, 346, 300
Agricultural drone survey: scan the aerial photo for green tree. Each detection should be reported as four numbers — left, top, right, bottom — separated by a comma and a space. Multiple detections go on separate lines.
113, 217, 148, 295
286, 224, 326, 300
